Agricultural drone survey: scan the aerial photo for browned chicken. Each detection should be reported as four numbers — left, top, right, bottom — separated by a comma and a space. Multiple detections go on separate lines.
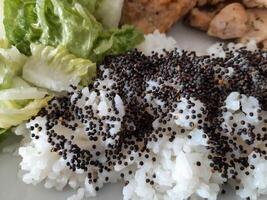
120, 0, 267, 50
186, 2, 226, 31
208, 3, 249, 39
184, 0, 267, 49
186, 8, 216, 31
240, 9, 267, 48
121, 0, 197, 33
243, 0, 267, 8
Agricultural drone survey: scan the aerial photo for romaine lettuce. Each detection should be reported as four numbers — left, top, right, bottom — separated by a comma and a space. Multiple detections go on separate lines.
23, 44, 96, 92
95, 0, 124, 28
0, 45, 51, 129
0, 87, 47, 100
0, 0, 143, 136
3, 0, 144, 61
0, 43, 96, 129
0, 97, 50, 129
0, 46, 27, 89
0, 43, 97, 129
3, 0, 42, 56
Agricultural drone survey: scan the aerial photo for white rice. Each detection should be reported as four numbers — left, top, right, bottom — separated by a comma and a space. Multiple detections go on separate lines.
18, 83, 124, 199
137, 30, 178, 56
207, 40, 258, 58
17, 32, 267, 200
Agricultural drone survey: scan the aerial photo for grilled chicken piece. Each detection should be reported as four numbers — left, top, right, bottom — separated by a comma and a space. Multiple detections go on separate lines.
186, 8, 216, 31
243, 0, 267, 8
121, 0, 197, 33
240, 9, 267, 47
208, 3, 249, 39
186, 2, 225, 32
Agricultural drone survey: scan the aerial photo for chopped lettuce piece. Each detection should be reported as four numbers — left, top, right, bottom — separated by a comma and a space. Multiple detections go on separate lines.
0, 87, 47, 100
0, 39, 9, 49
0, 97, 51, 129
4, 0, 144, 61
95, 0, 124, 28
68, 0, 100, 16
94, 25, 144, 59
3, 0, 42, 55
47, 0, 103, 60
0, 45, 51, 129
11, 77, 31, 88
0, 46, 27, 89
0, 43, 96, 129
0, 45, 26, 64
23, 44, 96, 92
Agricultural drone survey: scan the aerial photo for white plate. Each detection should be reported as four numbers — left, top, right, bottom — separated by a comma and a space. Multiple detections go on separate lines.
0, 23, 266, 200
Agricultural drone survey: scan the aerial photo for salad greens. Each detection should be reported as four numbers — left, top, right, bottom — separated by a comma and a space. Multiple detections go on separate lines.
0, 43, 96, 129
0, 46, 27, 90
4, 0, 144, 61
0, 96, 51, 129
0, 45, 50, 129
95, 0, 124, 29
23, 44, 96, 92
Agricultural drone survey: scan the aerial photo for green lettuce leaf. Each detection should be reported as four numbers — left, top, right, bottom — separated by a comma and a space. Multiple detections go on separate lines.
0, 43, 95, 129
71, 0, 100, 14
94, 25, 144, 59
3, 0, 144, 61
22, 44, 96, 92
0, 97, 51, 129
55, 0, 123, 28
48, 0, 103, 60
95, 0, 124, 29
0, 79, 50, 129
0, 87, 47, 100
0, 46, 27, 89
3, 0, 42, 55
0, 45, 50, 129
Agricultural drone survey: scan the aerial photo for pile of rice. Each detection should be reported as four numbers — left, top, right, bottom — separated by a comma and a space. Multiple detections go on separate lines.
17, 31, 267, 200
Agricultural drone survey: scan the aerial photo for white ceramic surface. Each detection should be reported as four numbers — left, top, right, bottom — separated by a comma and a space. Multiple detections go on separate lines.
0, 23, 266, 200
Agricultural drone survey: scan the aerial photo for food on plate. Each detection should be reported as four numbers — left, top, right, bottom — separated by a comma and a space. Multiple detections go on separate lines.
240, 9, 267, 49
0, 45, 48, 131
208, 3, 249, 39
0, 0, 143, 141
243, 0, 267, 8
17, 31, 267, 200
119, 0, 267, 49
185, 7, 217, 31
120, 0, 196, 33
0, 43, 96, 139
22, 44, 96, 92
1, 0, 267, 200
185, 1, 267, 49
3, 0, 144, 61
